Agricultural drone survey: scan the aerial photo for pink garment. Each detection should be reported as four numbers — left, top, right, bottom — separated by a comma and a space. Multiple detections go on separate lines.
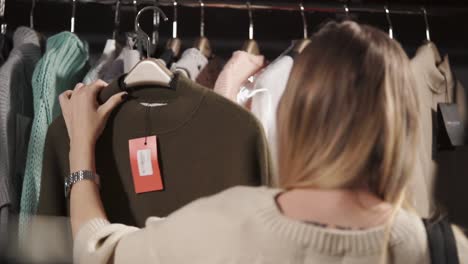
214, 51, 264, 102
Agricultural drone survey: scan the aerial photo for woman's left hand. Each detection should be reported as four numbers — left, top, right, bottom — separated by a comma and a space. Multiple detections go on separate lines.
59, 80, 127, 149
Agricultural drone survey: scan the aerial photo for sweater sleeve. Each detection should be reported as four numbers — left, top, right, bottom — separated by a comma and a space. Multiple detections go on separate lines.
453, 225, 468, 263
74, 218, 164, 264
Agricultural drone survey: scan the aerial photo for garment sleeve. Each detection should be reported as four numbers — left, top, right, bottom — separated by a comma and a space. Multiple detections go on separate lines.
74, 218, 164, 264
453, 225, 468, 263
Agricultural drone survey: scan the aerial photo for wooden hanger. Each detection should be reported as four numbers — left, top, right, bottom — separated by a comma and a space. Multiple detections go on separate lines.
242, 1, 260, 55
164, 0, 182, 57
193, 0, 212, 58
291, 3, 311, 54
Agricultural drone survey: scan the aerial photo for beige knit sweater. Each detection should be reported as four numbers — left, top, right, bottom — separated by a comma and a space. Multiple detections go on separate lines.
74, 186, 466, 264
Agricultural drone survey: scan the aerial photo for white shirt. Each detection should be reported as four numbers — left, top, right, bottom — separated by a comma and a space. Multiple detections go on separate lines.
249, 56, 294, 185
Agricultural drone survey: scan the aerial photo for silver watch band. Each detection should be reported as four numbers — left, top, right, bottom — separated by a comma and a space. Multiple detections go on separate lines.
64, 170, 99, 198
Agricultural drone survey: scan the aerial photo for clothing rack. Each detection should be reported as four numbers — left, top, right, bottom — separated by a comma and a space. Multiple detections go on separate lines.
13, 0, 468, 16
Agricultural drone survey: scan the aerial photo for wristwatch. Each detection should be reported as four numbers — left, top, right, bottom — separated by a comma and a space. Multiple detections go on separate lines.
64, 170, 100, 198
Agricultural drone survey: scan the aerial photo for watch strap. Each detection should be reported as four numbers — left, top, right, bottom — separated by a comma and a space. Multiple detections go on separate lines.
65, 170, 99, 198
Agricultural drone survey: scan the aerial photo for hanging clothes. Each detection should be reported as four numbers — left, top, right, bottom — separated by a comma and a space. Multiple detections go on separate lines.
83, 39, 121, 84
100, 47, 140, 82
214, 51, 265, 102
410, 42, 466, 218
18, 32, 89, 238
170, 48, 208, 80
0, 33, 12, 66
159, 49, 175, 66
196, 56, 225, 89
247, 55, 294, 185
0, 26, 42, 250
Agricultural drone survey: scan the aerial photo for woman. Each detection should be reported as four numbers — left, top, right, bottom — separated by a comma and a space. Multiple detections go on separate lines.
59, 21, 467, 263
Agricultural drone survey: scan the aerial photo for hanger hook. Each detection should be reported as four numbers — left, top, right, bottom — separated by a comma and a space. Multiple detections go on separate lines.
343, 4, 350, 19
199, 0, 205, 37
135, 5, 168, 58
172, 0, 178, 38
132, 0, 138, 27
299, 2, 308, 39
384, 6, 393, 39
0, 0, 6, 34
151, 1, 161, 48
112, 0, 121, 39
30, 0, 36, 29
247, 1, 254, 40
421, 7, 431, 42
70, 0, 77, 33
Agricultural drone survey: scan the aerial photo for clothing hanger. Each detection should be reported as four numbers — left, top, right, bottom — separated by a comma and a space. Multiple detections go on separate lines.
30, 0, 36, 29
290, 2, 310, 54
148, 0, 160, 57
420, 7, 441, 62
384, 6, 393, 39
193, 0, 212, 58
112, 0, 122, 40
70, 0, 77, 33
1, 0, 7, 34
165, 0, 182, 58
126, 0, 141, 51
344, 3, 350, 20
124, 5, 173, 88
422, 7, 431, 43
241, 1, 260, 55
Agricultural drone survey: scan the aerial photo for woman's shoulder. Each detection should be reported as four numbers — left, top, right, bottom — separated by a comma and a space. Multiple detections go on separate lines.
389, 209, 430, 262
159, 186, 280, 224
178, 186, 281, 217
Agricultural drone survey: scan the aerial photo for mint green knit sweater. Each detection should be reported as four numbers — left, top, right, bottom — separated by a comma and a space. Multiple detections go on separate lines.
19, 32, 89, 237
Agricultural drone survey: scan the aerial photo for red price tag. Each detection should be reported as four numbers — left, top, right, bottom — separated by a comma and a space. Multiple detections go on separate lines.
128, 136, 164, 193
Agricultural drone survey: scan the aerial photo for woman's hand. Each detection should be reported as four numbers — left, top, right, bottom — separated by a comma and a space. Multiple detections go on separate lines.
59, 80, 127, 147
59, 80, 127, 172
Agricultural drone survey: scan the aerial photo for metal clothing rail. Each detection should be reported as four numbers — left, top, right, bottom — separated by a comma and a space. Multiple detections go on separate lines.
13, 0, 468, 16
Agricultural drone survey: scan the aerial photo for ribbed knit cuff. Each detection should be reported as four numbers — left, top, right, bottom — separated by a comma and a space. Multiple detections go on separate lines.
75, 218, 110, 246
74, 218, 110, 261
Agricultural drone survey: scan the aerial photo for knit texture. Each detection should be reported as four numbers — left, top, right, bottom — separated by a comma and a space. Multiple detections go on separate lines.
170, 48, 208, 80
0, 27, 42, 249
100, 47, 139, 82
19, 32, 89, 239
196, 56, 225, 89
73, 186, 434, 264
82, 39, 120, 84
214, 50, 264, 102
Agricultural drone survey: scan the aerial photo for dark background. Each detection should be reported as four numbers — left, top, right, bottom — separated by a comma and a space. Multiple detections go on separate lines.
4, 0, 468, 228
5, 0, 468, 62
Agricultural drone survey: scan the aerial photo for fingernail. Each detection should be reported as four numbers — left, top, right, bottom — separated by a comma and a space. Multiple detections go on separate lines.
122, 93, 128, 100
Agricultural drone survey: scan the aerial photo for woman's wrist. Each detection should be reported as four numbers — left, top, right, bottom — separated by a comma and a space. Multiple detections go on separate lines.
69, 141, 96, 173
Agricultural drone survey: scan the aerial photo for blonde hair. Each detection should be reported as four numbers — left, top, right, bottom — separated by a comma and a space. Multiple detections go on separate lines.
277, 20, 422, 263
277, 21, 420, 205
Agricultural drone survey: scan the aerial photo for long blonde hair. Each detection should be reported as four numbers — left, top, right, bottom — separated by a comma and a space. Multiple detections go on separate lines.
277, 21, 422, 263
277, 21, 420, 206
